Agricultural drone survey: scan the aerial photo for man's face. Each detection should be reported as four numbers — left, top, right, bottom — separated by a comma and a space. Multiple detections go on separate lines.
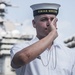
32, 14, 56, 39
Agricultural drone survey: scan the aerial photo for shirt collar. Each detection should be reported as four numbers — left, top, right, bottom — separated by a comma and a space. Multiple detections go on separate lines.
53, 40, 61, 49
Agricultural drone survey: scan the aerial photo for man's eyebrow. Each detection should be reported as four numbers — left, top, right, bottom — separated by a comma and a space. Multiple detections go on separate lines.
40, 17, 48, 19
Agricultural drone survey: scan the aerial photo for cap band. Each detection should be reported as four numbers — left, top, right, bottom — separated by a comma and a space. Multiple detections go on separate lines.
33, 9, 59, 16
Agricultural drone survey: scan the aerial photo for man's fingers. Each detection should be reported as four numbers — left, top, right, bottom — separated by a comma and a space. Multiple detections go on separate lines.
51, 18, 58, 25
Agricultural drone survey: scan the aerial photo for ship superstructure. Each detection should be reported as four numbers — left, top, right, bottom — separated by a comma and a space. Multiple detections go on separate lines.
0, 1, 33, 75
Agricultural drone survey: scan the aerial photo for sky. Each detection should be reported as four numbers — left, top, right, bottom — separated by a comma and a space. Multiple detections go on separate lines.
5, 0, 75, 45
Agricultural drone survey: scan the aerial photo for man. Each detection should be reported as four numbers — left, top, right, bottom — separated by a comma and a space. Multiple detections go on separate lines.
10, 3, 75, 75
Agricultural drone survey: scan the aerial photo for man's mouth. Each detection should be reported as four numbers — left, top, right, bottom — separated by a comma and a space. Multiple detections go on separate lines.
45, 28, 50, 33
45, 28, 51, 33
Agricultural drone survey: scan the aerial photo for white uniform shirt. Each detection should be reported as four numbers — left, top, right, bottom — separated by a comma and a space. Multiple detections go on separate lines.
10, 37, 75, 75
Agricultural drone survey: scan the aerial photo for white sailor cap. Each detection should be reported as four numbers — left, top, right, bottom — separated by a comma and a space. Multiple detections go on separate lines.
30, 3, 61, 17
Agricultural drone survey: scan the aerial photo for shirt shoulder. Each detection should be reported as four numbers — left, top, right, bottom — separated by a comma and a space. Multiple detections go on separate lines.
59, 43, 75, 63
10, 37, 39, 58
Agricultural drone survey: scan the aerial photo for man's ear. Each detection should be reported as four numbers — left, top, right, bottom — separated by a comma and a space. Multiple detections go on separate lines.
32, 20, 36, 28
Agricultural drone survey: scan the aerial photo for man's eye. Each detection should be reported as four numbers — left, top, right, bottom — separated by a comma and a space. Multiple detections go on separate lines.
50, 18, 54, 21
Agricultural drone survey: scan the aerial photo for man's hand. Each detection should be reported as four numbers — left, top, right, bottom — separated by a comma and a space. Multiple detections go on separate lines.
50, 17, 58, 30
48, 17, 58, 39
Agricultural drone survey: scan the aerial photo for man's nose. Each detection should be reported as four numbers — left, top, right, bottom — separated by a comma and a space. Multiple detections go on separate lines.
46, 20, 51, 27
47, 24, 49, 27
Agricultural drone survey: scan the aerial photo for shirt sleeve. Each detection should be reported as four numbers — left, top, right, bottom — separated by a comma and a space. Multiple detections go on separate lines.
71, 61, 75, 75
71, 50, 75, 75
10, 41, 29, 68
